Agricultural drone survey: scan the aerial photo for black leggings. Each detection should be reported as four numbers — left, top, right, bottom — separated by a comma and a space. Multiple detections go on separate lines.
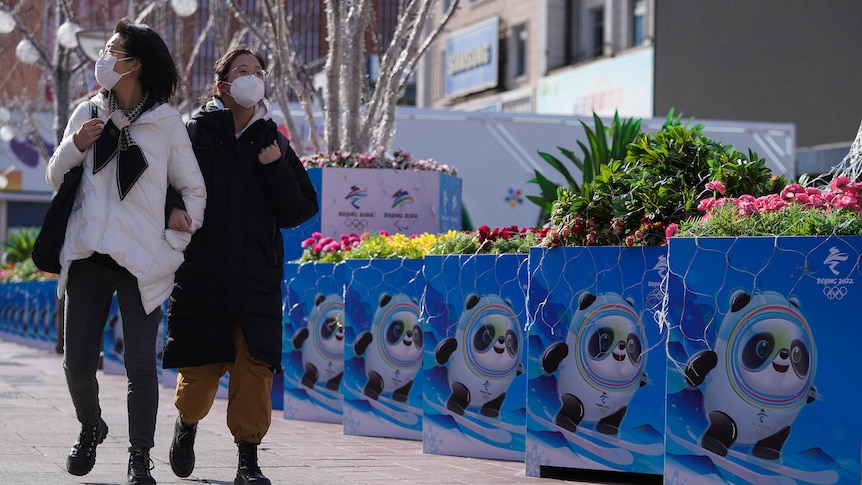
63, 256, 161, 451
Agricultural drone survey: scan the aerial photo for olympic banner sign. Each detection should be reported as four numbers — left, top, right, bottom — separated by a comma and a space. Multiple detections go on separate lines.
281, 168, 462, 262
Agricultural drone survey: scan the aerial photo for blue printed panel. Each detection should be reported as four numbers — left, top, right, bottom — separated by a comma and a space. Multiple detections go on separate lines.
423, 254, 528, 461
526, 246, 667, 477
0, 281, 58, 349
665, 236, 862, 485
342, 259, 425, 440
282, 261, 346, 423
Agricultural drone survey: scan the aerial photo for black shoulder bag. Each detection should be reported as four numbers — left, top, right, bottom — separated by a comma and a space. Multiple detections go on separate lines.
31, 103, 95, 274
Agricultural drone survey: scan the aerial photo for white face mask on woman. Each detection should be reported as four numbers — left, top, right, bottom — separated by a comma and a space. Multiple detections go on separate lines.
95, 51, 133, 90
223, 75, 265, 108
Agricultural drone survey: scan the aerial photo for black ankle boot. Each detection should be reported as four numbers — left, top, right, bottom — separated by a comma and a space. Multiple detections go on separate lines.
66, 418, 108, 476
127, 448, 155, 485
169, 417, 197, 477
235, 441, 270, 485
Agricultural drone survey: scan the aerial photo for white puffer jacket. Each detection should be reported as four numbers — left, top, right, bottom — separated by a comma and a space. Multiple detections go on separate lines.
46, 93, 207, 314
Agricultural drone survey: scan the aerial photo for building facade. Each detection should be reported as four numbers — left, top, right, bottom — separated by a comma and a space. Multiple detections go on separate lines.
418, 0, 862, 176
419, 0, 654, 116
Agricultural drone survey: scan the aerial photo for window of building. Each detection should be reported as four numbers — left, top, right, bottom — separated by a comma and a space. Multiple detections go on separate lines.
513, 24, 528, 79
590, 7, 604, 57
632, 0, 646, 46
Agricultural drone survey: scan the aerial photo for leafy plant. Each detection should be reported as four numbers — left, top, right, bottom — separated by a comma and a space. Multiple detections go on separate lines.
428, 226, 548, 255
528, 111, 643, 215
542, 113, 789, 247
0, 259, 56, 282
4, 227, 38, 264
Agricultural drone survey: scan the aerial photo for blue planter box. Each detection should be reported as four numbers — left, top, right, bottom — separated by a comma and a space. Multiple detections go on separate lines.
0, 280, 57, 350
282, 261, 347, 423
281, 168, 462, 262
422, 253, 529, 461
342, 258, 426, 440
526, 246, 667, 477
664, 236, 862, 485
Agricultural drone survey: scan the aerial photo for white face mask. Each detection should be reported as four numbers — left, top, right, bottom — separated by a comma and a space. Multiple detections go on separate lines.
95, 52, 132, 90
224, 75, 265, 108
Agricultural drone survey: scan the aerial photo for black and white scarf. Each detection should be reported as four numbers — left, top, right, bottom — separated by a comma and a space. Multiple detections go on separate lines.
92, 90, 154, 200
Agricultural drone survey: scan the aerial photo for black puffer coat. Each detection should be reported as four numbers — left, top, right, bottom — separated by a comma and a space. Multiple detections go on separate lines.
163, 103, 318, 371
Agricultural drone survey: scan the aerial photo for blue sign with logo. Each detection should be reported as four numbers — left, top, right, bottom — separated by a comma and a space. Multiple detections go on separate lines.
444, 17, 499, 98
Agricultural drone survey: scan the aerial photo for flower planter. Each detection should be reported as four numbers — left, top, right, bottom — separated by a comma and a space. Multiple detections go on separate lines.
282, 261, 347, 423
422, 253, 529, 461
526, 246, 667, 478
664, 236, 862, 485
281, 168, 462, 262
342, 258, 426, 440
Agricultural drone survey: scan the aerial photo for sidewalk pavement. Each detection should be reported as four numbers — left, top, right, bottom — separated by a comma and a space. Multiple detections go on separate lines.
0, 336, 645, 485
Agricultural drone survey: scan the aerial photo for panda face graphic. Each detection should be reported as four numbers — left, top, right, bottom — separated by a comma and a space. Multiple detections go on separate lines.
578, 306, 645, 385
726, 302, 814, 402
468, 308, 519, 375
379, 306, 423, 366
314, 301, 345, 360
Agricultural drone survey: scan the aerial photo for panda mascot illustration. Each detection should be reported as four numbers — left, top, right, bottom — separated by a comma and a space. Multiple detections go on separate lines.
542, 291, 648, 435
434, 293, 522, 418
353, 293, 423, 402
292, 293, 345, 391
684, 290, 818, 460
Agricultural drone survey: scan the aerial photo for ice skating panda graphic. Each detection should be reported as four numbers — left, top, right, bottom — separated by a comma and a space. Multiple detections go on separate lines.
542, 291, 648, 435
684, 290, 818, 460
353, 293, 422, 402
292, 293, 345, 391
434, 293, 522, 418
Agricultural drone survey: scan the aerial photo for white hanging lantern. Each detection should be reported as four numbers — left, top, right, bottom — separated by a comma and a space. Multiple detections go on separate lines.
170, 0, 198, 17
0, 126, 14, 142
57, 21, 81, 49
15, 38, 39, 64
0, 10, 15, 35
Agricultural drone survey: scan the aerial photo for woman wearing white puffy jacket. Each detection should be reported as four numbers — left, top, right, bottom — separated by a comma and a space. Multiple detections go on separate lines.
45, 18, 205, 485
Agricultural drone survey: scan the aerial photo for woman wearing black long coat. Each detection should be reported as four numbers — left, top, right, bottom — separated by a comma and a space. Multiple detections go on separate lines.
162, 47, 318, 485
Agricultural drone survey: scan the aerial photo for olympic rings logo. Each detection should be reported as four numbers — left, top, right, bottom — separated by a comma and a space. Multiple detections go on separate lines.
343, 218, 368, 229
822, 286, 848, 300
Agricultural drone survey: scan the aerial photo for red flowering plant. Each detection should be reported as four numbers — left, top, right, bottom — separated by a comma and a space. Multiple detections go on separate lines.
296, 226, 548, 262
301, 147, 457, 175
540, 115, 787, 248
428, 225, 550, 255
298, 232, 365, 263
674, 176, 862, 238
1, 228, 57, 281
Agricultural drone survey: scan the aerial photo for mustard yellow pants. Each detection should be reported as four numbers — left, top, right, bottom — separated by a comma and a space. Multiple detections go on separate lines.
173, 320, 273, 444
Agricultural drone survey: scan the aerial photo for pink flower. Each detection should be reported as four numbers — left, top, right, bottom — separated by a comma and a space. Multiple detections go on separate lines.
705, 180, 726, 195
698, 198, 716, 212
780, 184, 805, 201
763, 196, 786, 212
665, 223, 679, 239
831, 176, 851, 192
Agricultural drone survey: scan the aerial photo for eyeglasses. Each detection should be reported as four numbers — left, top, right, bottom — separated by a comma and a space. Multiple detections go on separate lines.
231, 65, 268, 79
98, 48, 132, 60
